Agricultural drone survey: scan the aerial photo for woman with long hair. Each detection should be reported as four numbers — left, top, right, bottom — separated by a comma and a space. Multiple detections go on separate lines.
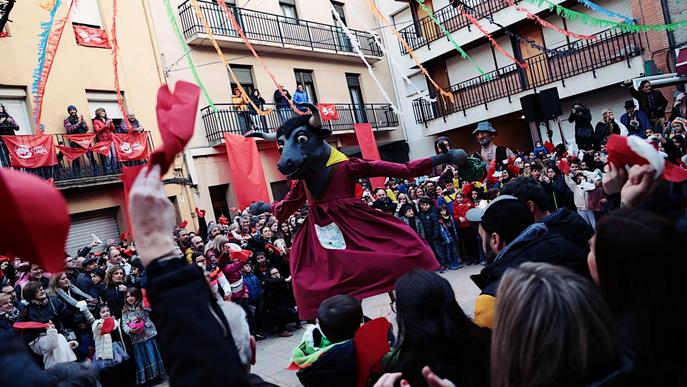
589, 209, 687, 385
122, 287, 165, 385
47, 272, 96, 360
491, 262, 628, 387
102, 265, 128, 318
376, 269, 490, 387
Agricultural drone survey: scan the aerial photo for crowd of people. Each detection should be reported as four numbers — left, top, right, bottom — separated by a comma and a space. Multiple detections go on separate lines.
231, 83, 313, 134
1, 79, 687, 387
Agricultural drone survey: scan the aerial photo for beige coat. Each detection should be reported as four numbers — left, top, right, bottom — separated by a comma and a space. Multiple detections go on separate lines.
92, 318, 120, 360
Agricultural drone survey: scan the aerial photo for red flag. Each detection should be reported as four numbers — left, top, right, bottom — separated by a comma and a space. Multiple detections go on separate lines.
91, 140, 113, 156
223, 133, 270, 209
56, 145, 88, 161
2, 135, 58, 168
153, 81, 200, 173
73, 24, 111, 48
354, 318, 391, 387
318, 103, 339, 121
0, 168, 69, 273
64, 133, 96, 149
112, 133, 150, 161
353, 123, 385, 189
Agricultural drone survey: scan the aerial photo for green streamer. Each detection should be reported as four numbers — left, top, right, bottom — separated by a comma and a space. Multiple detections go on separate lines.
415, 0, 491, 80
524, 0, 687, 33
163, 0, 217, 111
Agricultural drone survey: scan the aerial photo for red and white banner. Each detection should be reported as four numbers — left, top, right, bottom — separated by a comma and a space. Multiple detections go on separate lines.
91, 140, 113, 156
112, 133, 150, 161
2, 135, 58, 168
73, 24, 111, 48
318, 103, 339, 121
64, 133, 96, 149
56, 145, 88, 161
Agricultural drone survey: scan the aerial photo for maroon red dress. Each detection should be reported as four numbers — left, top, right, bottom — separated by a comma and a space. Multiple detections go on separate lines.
270, 157, 439, 319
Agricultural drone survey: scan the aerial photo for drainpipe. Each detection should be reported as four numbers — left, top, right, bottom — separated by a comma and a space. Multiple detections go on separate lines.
142, 0, 168, 84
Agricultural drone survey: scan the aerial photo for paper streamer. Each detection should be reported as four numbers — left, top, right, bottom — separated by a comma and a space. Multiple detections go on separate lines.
458, 6, 527, 69
111, 0, 131, 131
349, 7, 436, 104
524, 0, 687, 33
215, 0, 304, 116
415, 0, 490, 80
330, 4, 401, 115
190, 0, 272, 116
31, 0, 62, 129
364, 0, 454, 103
506, 0, 596, 41
36, 0, 56, 11
576, 0, 634, 25
163, 0, 217, 111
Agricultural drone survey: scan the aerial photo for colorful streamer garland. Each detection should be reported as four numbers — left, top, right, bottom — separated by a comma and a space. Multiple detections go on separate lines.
363, 0, 455, 103
524, 0, 687, 33
348, 7, 437, 104
457, 6, 528, 69
576, 0, 634, 25
111, 0, 131, 131
215, 0, 304, 116
190, 0, 272, 116
163, 0, 216, 111
505, 0, 596, 41
31, 0, 62, 129
414, 0, 490, 80
330, 3, 401, 115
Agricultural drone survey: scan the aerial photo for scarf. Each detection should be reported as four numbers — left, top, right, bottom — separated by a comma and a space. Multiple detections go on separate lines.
67, 114, 79, 125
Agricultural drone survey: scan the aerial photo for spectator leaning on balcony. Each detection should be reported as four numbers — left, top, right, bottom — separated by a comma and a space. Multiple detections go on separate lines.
93, 107, 119, 172
232, 88, 252, 135
623, 79, 668, 132
473, 121, 514, 165
620, 100, 651, 137
293, 84, 310, 112
249, 89, 266, 132
568, 102, 594, 150
63, 105, 94, 174
0, 103, 19, 167
118, 113, 143, 133
273, 84, 292, 123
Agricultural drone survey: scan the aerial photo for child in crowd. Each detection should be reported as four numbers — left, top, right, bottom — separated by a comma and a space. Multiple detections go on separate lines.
398, 204, 425, 238
122, 288, 165, 385
28, 319, 78, 369
418, 197, 446, 271
292, 294, 363, 387
453, 193, 480, 265
92, 304, 129, 372
438, 205, 463, 271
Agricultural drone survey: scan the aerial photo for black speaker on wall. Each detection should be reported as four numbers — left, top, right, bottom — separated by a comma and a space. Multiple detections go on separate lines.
520, 94, 544, 122
539, 87, 562, 119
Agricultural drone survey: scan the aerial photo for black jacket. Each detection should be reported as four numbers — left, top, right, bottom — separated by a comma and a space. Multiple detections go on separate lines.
569, 107, 594, 148
100, 283, 126, 318
0, 331, 52, 387
297, 339, 357, 387
273, 89, 291, 107
418, 208, 440, 240
147, 259, 249, 387
629, 87, 668, 120
542, 208, 594, 252
471, 222, 590, 297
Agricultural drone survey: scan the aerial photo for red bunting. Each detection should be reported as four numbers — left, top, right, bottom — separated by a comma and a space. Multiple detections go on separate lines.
223, 133, 270, 210
64, 133, 96, 148
112, 133, 150, 161
2, 135, 58, 168
353, 123, 385, 190
56, 145, 88, 161
504, 0, 597, 41
318, 103, 339, 121
459, 7, 527, 69
91, 140, 113, 156
0, 168, 69, 273
73, 24, 110, 48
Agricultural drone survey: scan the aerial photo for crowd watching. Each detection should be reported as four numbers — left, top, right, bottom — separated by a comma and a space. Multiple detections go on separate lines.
1, 81, 687, 387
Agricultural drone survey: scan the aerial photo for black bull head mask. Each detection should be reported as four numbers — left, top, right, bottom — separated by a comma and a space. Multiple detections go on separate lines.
246, 103, 332, 179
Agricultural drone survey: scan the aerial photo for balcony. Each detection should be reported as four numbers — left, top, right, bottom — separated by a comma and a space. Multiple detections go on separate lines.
397, 0, 508, 54
412, 29, 643, 125
201, 103, 399, 145
178, 0, 382, 62
0, 132, 153, 189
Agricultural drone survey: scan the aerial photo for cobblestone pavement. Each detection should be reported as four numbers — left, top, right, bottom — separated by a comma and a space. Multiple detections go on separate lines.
252, 265, 484, 386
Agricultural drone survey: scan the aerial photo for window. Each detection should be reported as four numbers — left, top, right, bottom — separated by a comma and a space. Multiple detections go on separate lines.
346, 74, 367, 123
229, 66, 255, 96
72, 0, 103, 27
279, 0, 298, 19
0, 87, 32, 135
294, 69, 317, 104
270, 180, 290, 201
331, 2, 351, 52
86, 91, 124, 127
331, 2, 346, 24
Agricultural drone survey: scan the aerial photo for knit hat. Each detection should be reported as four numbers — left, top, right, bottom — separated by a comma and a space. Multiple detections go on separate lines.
67, 105, 77, 112
672, 117, 687, 128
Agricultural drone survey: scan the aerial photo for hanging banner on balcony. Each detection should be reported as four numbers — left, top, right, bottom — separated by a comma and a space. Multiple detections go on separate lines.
353, 123, 385, 190
318, 103, 339, 121
3, 135, 58, 168
64, 133, 96, 148
73, 24, 110, 48
91, 140, 113, 156
56, 145, 88, 161
112, 132, 150, 161
223, 133, 270, 210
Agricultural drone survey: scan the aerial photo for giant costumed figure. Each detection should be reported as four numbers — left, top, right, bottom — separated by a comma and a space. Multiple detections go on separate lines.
247, 103, 468, 319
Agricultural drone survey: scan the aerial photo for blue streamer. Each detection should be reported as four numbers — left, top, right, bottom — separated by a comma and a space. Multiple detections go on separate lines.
31, 0, 62, 101
576, 0, 635, 24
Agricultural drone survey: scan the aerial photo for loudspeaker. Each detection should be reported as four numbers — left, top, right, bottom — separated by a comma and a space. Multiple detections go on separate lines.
520, 94, 544, 122
539, 87, 562, 119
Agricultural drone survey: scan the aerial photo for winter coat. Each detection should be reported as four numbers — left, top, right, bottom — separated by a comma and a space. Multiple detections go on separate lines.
569, 107, 594, 149
542, 208, 594, 252
0, 331, 53, 386
400, 216, 425, 239
629, 87, 668, 120
122, 304, 157, 344
297, 339, 357, 387
541, 176, 575, 211
93, 117, 116, 142
243, 273, 263, 304
29, 328, 76, 369
263, 277, 294, 310
20, 297, 70, 343
418, 208, 440, 240
293, 90, 309, 106
620, 110, 651, 137
471, 222, 590, 328
100, 283, 126, 318
274, 89, 292, 107
452, 201, 473, 229
92, 318, 120, 360
439, 216, 459, 244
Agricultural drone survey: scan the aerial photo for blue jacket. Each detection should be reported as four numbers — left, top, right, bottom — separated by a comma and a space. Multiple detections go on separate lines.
293, 90, 309, 110
243, 272, 263, 304
418, 208, 440, 241
620, 110, 651, 137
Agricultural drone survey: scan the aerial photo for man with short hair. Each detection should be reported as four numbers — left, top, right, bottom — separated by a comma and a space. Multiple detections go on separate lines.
119, 113, 143, 133
624, 79, 668, 132
185, 236, 205, 264
74, 256, 98, 294
620, 100, 651, 137
473, 121, 514, 164
107, 248, 131, 275
371, 187, 395, 214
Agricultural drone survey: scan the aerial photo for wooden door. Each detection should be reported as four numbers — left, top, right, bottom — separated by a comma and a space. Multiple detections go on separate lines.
414, 0, 440, 41
427, 59, 452, 115
517, 23, 548, 87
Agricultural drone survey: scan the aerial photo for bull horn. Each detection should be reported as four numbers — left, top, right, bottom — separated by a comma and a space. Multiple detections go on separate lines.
245, 130, 278, 141
302, 103, 321, 128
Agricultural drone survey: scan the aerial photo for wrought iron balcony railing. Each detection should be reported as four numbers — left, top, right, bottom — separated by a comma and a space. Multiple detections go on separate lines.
0, 132, 153, 188
412, 29, 643, 124
202, 103, 399, 144
397, 0, 508, 54
178, 0, 382, 58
